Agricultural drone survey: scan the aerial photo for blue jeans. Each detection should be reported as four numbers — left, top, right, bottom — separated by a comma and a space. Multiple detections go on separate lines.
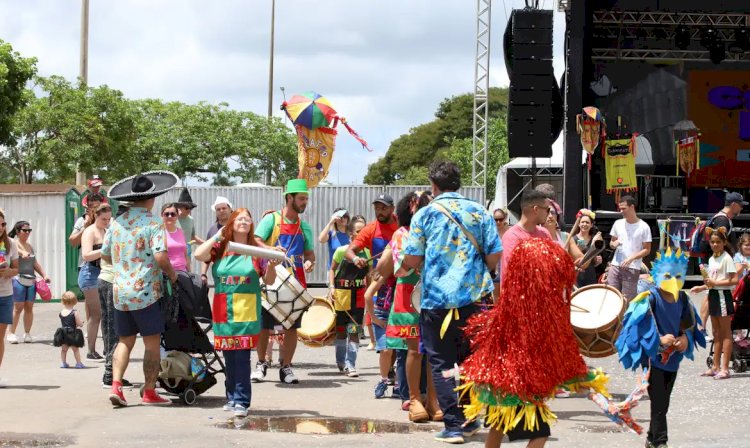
224, 349, 251, 408
335, 339, 359, 370
420, 303, 480, 432
396, 349, 409, 400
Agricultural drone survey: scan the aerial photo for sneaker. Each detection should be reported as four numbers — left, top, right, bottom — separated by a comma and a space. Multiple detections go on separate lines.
22, 333, 34, 343
434, 429, 465, 444
223, 401, 236, 411
102, 379, 133, 389
6, 333, 18, 344
555, 389, 571, 398
345, 367, 359, 378
233, 404, 248, 417
279, 365, 299, 384
142, 390, 172, 405
251, 361, 269, 383
374, 378, 389, 399
87, 352, 105, 362
60, 362, 69, 369
75, 362, 85, 369
109, 384, 128, 407
0, 377, 6, 388
462, 420, 481, 437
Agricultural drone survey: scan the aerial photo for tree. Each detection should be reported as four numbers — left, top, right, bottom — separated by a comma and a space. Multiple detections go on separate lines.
228, 114, 297, 186
365, 87, 509, 186
0, 40, 37, 146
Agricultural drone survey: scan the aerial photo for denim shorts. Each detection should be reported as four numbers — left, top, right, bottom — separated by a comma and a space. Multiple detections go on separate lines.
78, 264, 101, 291
13, 278, 36, 303
372, 307, 390, 352
114, 301, 165, 337
0, 295, 12, 324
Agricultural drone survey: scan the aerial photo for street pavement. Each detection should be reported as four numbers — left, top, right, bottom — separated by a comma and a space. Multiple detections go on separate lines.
0, 291, 748, 448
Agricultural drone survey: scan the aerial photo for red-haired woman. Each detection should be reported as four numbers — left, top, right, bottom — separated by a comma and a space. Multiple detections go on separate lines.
194, 208, 279, 417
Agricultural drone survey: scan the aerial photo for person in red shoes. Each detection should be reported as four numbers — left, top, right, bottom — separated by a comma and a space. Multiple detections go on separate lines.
101, 171, 180, 407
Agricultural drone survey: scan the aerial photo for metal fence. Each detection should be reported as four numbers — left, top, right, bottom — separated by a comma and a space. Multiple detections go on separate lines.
155, 185, 486, 284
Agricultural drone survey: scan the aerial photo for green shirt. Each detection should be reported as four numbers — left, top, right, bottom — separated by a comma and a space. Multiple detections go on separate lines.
177, 215, 196, 241
255, 212, 314, 251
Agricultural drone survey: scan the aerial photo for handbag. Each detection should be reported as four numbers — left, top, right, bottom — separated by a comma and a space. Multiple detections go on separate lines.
36, 278, 52, 301
410, 201, 487, 311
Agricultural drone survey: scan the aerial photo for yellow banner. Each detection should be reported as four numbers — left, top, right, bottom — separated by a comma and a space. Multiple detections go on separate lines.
296, 125, 337, 188
604, 138, 637, 193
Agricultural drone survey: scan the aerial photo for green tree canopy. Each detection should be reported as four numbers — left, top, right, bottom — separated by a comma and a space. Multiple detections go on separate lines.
0, 39, 37, 146
365, 87, 509, 189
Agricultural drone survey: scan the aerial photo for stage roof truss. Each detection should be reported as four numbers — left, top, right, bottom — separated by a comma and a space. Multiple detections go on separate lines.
514, 166, 564, 177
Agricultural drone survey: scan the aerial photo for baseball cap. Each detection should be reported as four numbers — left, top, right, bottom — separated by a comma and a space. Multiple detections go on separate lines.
88, 175, 103, 188
372, 194, 394, 207
725, 192, 748, 206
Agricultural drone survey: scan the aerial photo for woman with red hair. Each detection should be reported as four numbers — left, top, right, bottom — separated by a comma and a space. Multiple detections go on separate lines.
195, 208, 279, 417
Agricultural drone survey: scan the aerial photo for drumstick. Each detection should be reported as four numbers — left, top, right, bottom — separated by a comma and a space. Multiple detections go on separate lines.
571, 303, 591, 313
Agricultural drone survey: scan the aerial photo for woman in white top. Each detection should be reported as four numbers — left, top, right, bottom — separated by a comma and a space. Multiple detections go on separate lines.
0, 209, 20, 387
6, 221, 49, 344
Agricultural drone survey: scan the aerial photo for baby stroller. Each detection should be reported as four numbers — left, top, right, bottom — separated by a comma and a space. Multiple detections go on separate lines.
706, 275, 750, 373
156, 271, 225, 405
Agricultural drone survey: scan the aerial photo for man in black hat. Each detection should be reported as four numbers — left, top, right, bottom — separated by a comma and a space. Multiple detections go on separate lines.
175, 188, 203, 256
101, 171, 180, 407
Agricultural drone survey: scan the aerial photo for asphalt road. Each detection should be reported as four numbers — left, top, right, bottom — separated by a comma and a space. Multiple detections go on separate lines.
0, 290, 747, 448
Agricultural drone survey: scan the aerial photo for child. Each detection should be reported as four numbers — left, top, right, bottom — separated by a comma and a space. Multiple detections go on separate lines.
53, 291, 85, 368
617, 247, 705, 447
734, 233, 750, 281
328, 216, 370, 377
691, 227, 737, 380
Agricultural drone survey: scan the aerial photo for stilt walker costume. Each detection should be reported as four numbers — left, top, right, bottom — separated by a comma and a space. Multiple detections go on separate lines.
458, 238, 610, 437
615, 247, 705, 446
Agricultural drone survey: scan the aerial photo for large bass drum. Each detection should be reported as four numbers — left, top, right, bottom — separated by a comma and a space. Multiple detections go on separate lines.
261, 265, 315, 330
570, 284, 625, 358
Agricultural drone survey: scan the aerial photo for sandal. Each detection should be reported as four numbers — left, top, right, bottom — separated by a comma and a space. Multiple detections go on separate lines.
713, 371, 731, 380
700, 369, 717, 377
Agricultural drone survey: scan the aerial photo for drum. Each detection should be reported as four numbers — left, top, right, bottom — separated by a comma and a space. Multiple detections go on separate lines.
297, 297, 336, 348
262, 265, 315, 330
570, 284, 625, 358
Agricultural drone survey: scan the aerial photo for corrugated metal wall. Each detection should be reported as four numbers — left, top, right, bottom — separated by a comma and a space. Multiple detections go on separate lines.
0, 193, 67, 299
155, 186, 485, 284
0, 186, 485, 296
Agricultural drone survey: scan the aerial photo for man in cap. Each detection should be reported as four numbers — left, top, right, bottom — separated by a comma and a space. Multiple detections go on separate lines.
102, 171, 180, 407
345, 192, 399, 399
253, 179, 316, 384
200, 196, 232, 285
81, 175, 109, 207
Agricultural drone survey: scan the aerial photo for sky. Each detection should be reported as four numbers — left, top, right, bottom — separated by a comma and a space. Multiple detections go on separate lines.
0, 0, 565, 185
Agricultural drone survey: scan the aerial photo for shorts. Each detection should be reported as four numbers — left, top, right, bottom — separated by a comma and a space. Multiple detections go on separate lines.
261, 307, 302, 330
708, 289, 735, 317
114, 301, 165, 337
372, 307, 390, 352
12, 278, 36, 303
335, 307, 364, 339
78, 263, 101, 291
503, 407, 552, 442
0, 295, 12, 324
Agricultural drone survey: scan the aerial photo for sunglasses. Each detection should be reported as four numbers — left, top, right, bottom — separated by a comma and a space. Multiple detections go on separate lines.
162, 212, 177, 218
20, 229, 32, 233
494, 218, 505, 223
0, 223, 5, 228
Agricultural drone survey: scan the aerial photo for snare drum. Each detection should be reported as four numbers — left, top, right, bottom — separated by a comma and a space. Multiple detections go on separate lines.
570, 284, 625, 358
297, 297, 336, 348
262, 265, 315, 330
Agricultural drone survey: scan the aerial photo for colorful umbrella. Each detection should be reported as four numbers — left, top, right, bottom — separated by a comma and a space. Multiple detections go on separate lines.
281, 91, 337, 129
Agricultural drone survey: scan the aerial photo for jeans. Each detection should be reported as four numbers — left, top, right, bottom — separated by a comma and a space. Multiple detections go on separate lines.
647, 367, 677, 445
335, 338, 359, 370
420, 303, 480, 432
98, 279, 117, 383
396, 349, 409, 400
224, 349, 252, 408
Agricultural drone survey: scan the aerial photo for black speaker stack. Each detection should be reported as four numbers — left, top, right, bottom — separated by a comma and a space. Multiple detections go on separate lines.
507, 9, 555, 159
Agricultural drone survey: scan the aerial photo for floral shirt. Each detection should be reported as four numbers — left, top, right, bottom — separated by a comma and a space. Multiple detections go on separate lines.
101, 207, 166, 311
404, 192, 502, 310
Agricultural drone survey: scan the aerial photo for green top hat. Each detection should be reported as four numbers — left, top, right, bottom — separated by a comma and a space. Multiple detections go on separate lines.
283, 179, 309, 195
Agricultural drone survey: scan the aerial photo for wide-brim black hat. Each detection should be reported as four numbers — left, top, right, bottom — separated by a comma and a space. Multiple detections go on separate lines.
176, 187, 197, 209
108, 171, 179, 202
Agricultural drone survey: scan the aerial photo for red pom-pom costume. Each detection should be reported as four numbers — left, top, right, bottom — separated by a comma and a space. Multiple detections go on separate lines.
458, 238, 610, 433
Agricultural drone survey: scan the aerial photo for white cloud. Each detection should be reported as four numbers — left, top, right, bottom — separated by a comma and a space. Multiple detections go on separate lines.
0, 0, 566, 184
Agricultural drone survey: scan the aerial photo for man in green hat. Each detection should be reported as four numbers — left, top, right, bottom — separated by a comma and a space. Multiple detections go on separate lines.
253, 179, 316, 384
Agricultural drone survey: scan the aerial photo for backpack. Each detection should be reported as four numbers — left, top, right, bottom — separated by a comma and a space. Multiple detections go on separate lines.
690, 211, 729, 256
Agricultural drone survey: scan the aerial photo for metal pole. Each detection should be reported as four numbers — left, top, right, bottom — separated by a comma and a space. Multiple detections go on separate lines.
264, 0, 276, 185
76, 0, 90, 186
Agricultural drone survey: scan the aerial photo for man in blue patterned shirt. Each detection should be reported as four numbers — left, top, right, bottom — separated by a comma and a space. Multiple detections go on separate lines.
403, 161, 502, 444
